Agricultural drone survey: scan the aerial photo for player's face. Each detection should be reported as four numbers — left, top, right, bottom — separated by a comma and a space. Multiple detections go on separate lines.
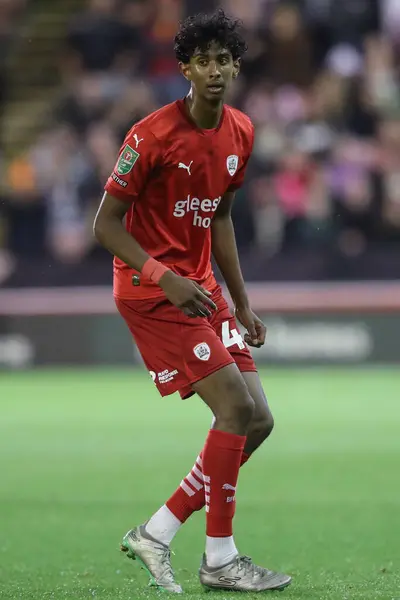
181, 42, 240, 102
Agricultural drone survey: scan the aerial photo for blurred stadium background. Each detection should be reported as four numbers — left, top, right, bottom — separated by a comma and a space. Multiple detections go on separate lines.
1, 1, 399, 599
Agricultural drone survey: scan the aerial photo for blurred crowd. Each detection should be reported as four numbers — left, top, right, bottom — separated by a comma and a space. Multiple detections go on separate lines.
1, 0, 400, 284
0, 0, 27, 124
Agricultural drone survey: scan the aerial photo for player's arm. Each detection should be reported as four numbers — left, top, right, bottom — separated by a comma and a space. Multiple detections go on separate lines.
94, 193, 150, 272
211, 192, 249, 310
211, 193, 266, 347
94, 129, 164, 274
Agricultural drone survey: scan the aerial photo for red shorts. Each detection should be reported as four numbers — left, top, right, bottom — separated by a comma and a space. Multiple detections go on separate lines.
115, 285, 257, 399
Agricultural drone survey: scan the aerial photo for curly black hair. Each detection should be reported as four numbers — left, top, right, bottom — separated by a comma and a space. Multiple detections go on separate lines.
174, 9, 248, 63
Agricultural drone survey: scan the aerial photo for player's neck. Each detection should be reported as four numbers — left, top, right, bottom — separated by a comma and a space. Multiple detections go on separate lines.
185, 93, 223, 130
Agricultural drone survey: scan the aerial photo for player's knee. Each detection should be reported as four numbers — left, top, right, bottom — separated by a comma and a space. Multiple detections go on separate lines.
252, 411, 274, 441
217, 377, 255, 429
230, 392, 255, 428
245, 411, 274, 454
194, 365, 255, 433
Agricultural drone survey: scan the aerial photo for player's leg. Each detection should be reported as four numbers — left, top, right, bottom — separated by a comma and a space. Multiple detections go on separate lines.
190, 363, 254, 567
160, 371, 272, 529
191, 369, 274, 558
206, 370, 273, 453
151, 365, 257, 531
148, 362, 254, 571
189, 363, 290, 591
123, 359, 248, 590
141, 368, 290, 592
188, 291, 290, 590
186, 372, 274, 543
241, 371, 274, 454
147, 363, 290, 591
207, 285, 274, 454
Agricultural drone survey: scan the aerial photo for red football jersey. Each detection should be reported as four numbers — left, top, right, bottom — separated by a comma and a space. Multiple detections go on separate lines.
105, 99, 254, 299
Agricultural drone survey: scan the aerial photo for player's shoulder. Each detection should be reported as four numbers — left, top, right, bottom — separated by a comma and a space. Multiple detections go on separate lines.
125, 102, 182, 144
224, 105, 254, 136
224, 105, 254, 155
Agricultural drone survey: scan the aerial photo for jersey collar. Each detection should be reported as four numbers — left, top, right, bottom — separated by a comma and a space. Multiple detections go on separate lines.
176, 98, 226, 135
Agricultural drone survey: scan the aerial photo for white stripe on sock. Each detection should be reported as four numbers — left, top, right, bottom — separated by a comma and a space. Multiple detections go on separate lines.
186, 473, 203, 491
180, 480, 195, 496
193, 465, 203, 480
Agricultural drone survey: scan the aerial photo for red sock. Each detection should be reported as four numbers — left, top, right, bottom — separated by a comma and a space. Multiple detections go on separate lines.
202, 429, 245, 537
167, 431, 246, 536
166, 449, 250, 523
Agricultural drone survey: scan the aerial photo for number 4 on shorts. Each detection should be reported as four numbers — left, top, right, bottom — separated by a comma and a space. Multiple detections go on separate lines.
222, 321, 245, 350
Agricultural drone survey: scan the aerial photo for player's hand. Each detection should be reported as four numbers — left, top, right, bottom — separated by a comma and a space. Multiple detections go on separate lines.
159, 271, 217, 318
235, 306, 266, 348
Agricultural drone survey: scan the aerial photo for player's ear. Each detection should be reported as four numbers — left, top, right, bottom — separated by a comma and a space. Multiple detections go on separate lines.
179, 62, 192, 82
232, 58, 241, 79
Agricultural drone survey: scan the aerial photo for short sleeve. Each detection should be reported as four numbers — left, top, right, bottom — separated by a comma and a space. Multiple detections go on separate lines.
104, 128, 159, 203
227, 125, 255, 193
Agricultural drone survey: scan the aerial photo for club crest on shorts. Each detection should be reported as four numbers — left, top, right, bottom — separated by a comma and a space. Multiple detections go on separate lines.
149, 371, 157, 382
193, 342, 211, 361
227, 155, 239, 176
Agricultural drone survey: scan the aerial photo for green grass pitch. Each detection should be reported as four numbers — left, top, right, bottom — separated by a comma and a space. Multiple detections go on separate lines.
1, 368, 399, 600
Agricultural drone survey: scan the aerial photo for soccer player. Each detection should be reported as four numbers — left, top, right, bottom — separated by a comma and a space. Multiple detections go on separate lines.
94, 9, 291, 594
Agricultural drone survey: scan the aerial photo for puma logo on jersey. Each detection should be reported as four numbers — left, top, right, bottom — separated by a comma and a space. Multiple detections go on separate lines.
133, 134, 144, 148
178, 161, 193, 175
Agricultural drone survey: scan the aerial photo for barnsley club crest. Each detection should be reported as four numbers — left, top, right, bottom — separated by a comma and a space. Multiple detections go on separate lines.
226, 155, 239, 176
193, 342, 211, 361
